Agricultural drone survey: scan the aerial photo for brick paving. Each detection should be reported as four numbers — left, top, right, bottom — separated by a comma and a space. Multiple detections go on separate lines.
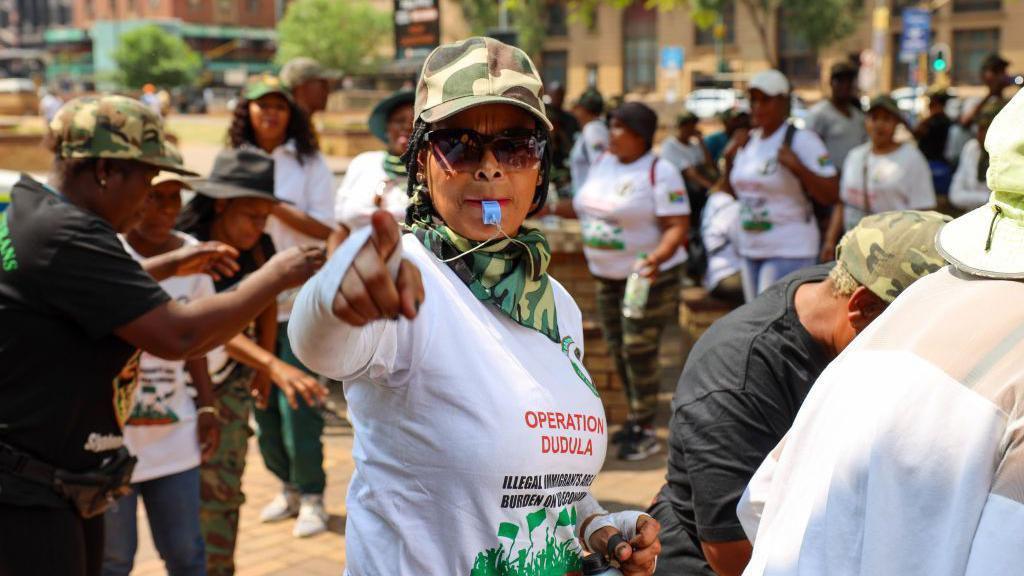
127, 385, 678, 575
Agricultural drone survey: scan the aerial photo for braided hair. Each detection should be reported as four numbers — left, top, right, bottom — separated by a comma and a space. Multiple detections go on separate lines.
400, 118, 553, 227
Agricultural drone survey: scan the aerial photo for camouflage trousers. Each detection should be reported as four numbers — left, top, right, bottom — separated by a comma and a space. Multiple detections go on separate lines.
595, 265, 682, 427
200, 365, 255, 576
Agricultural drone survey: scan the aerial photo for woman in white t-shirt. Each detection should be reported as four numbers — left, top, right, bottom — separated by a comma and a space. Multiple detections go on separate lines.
724, 70, 839, 301
289, 37, 661, 575
569, 88, 609, 194
104, 171, 222, 576
825, 95, 936, 252
573, 102, 690, 461
228, 74, 337, 537
335, 89, 415, 229
950, 110, 995, 212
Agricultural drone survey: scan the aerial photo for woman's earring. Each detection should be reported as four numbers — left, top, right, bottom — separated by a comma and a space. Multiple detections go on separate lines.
99, 179, 107, 188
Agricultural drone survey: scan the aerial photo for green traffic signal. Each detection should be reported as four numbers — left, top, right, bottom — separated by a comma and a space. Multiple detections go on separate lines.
933, 51, 948, 72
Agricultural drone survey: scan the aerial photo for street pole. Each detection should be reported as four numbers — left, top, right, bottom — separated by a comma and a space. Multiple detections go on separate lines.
871, 0, 891, 95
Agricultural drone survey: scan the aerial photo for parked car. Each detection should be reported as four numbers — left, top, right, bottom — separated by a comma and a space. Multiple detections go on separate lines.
685, 88, 745, 119
891, 86, 962, 127
0, 169, 20, 212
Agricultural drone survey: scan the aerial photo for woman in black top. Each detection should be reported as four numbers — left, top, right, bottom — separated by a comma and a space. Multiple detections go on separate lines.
0, 96, 323, 576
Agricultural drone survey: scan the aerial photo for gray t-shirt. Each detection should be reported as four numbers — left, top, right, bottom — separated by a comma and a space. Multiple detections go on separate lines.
806, 100, 866, 172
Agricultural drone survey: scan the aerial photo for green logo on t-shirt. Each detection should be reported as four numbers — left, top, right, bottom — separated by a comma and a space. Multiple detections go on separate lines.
0, 212, 18, 272
561, 336, 598, 398
470, 507, 581, 576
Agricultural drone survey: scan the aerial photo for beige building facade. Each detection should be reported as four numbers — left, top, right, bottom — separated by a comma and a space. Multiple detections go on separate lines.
534, 0, 1024, 103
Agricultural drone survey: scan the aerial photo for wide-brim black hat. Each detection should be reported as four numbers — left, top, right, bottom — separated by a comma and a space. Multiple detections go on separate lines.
368, 90, 415, 143
189, 148, 279, 202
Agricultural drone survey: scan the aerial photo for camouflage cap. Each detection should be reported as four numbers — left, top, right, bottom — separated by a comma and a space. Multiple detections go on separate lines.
836, 210, 951, 303
279, 57, 343, 89
243, 74, 293, 102
50, 95, 197, 176
415, 36, 553, 131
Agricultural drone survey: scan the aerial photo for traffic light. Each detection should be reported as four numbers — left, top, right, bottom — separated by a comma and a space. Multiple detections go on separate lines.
930, 43, 951, 74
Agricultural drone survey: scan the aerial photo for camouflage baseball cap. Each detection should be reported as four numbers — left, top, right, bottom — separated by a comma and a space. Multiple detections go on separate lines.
415, 36, 553, 131
836, 210, 951, 303
50, 95, 197, 176
244, 74, 292, 102
279, 57, 343, 89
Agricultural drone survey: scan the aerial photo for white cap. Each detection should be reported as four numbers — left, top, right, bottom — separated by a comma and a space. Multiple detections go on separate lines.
749, 69, 790, 97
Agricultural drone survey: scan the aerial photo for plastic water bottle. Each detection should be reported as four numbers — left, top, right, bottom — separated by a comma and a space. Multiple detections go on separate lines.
581, 552, 624, 575
622, 253, 652, 319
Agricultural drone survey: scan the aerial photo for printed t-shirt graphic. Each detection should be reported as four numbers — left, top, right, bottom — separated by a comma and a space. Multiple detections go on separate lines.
289, 228, 610, 575
121, 232, 217, 482
729, 126, 837, 259
573, 151, 691, 279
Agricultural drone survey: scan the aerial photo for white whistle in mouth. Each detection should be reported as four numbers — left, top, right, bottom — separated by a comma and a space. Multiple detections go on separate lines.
482, 200, 501, 226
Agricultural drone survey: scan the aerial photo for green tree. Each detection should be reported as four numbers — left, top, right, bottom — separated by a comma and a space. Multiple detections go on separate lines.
461, 0, 548, 56
569, 0, 862, 68
113, 25, 202, 89
275, 0, 392, 75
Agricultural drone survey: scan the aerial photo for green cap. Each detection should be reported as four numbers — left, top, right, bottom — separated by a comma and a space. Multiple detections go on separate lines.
574, 88, 604, 115
867, 95, 903, 120
49, 95, 197, 176
836, 210, 950, 303
677, 111, 699, 125
830, 60, 858, 79
415, 36, 553, 131
244, 73, 292, 102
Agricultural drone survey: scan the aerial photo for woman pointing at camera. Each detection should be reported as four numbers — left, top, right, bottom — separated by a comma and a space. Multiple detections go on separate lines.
289, 37, 661, 575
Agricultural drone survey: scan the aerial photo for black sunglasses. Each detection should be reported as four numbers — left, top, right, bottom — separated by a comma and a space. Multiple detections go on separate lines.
423, 128, 547, 174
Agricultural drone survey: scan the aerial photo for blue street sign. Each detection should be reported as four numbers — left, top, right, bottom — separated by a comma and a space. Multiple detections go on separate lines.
899, 8, 931, 64
660, 46, 685, 71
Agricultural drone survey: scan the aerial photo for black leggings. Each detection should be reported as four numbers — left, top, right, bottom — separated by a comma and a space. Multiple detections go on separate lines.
0, 503, 103, 576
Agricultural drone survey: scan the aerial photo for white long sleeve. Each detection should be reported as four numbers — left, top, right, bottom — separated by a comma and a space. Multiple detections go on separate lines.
287, 226, 401, 382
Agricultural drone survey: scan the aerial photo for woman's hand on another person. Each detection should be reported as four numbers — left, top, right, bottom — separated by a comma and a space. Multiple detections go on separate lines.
267, 245, 327, 289
197, 408, 221, 463
268, 359, 328, 409
143, 241, 240, 282
587, 513, 662, 575
331, 211, 424, 326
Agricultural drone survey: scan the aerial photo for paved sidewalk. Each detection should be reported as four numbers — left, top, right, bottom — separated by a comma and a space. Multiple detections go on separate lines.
127, 399, 671, 575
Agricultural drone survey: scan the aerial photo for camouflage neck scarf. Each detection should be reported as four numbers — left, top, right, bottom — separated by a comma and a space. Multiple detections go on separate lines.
412, 222, 560, 343
383, 153, 407, 180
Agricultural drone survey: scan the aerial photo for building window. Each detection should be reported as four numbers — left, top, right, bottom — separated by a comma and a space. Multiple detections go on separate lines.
622, 1, 657, 92
248, 0, 260, 12
546, 1, 567, 37
953, 28, 1001, 84
777, 6, 818, 83
891, 32, 910, 88
696, 1, 735, 46
541, 50, 568, 88
953, 0, 1001, 12
587, 64, 599, 88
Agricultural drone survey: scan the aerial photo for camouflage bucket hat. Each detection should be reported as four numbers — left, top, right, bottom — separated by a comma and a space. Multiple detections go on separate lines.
938, 90, 1024, 278
244, 73, 293, 103
50, 95, 197, 176
415, 36, 553, 131
837, 210, 951, 303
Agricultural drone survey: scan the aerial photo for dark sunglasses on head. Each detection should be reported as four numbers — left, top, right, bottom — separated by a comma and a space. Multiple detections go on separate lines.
424, 128, 547, 174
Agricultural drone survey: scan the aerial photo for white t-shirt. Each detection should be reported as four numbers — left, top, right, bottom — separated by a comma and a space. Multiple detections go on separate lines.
738, 268, 1024, 575
950, 138, 992, 211
263, 140, 336, 322
839, 142, 936, 230
121, 232, 215, 483
334, 150, 408, 230
569, 120, 610, 193
289, 227, 609, 575
659, 134, 706, 173
730, 125, 837, 259
701, 191, 742, 292
573, 151, 691, 279
806, 100, 867, 170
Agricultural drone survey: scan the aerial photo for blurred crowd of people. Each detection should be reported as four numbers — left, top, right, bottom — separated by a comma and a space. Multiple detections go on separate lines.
1, 33, 1022, 576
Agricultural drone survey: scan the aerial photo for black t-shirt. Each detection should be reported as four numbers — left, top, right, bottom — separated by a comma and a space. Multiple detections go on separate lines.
0, 176, 169, 490
652, 264, 833, 574
918, 114, 952, 163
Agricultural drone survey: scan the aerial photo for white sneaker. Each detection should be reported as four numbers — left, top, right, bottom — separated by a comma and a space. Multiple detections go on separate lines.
293, 494, 329, 538
260, 488, 300, 523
